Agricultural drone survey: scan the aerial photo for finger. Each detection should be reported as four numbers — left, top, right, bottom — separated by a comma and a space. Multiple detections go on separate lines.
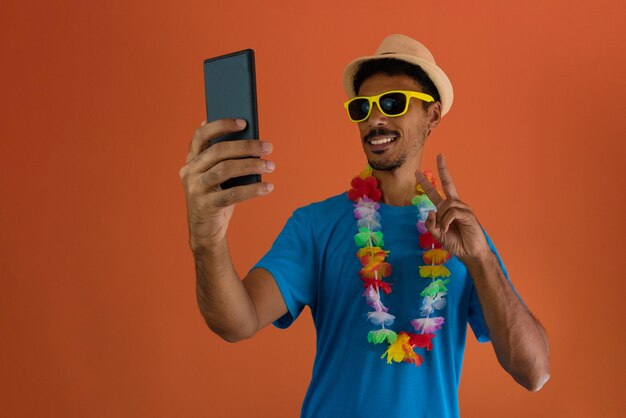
439, 206, 474, 234
437, 154, 460, 200
187, 140, 273, 174
434, 198, 469, 226
187, 118, 247, 162
425, 210, 442, 241
416, 171, 443, 206
199, 158, 275, 190
207, 182, 274, 208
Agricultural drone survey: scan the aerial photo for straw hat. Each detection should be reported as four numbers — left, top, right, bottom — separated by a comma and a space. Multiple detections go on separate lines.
342, 34, 454, 116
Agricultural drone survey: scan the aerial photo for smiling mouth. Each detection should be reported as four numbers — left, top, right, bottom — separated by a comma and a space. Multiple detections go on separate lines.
366, 136, 397, 154
363, 128, 400, 153
368, 136, 396, 145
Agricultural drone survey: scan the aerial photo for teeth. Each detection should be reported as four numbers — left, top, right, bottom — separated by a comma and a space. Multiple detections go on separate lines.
370, 137, 395, 145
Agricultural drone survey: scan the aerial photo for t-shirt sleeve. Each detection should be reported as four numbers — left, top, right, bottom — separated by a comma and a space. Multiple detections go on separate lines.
251, 208, 317, 329
467, 230, 522, 343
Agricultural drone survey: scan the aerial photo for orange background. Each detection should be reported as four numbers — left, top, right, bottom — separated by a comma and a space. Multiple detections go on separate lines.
1, 0, 625, 417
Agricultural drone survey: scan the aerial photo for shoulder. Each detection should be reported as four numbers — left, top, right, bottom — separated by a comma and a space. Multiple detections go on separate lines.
287, 192, 355, 240
293, 192, 353, 219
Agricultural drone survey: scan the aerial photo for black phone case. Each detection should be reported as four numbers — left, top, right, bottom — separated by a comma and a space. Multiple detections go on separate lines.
203, 49, 260, 189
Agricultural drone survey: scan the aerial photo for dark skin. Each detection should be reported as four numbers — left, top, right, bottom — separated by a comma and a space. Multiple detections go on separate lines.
180, 73, 550, 391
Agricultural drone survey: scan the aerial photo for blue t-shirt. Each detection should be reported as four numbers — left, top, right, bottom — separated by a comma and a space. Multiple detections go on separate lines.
254, 193, 512, 418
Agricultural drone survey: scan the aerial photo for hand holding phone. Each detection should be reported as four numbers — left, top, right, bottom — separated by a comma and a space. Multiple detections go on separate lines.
180, 119, 274, 248
180, 49, 273, 249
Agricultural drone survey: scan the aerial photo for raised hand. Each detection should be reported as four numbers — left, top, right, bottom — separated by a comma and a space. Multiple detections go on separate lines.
179, 118, 275, 250
415, 154, 490, 263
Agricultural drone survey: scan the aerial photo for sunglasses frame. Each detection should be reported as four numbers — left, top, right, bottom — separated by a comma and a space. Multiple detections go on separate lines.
343, 90, 435, 122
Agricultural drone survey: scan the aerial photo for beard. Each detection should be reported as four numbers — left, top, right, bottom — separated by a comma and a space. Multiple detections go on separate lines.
368, 153, 407, 171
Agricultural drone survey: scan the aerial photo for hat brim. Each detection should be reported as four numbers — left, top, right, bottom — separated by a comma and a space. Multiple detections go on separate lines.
342, 54, 454, 117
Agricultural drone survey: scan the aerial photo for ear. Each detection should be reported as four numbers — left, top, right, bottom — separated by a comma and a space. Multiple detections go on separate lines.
427, 102, 442, 130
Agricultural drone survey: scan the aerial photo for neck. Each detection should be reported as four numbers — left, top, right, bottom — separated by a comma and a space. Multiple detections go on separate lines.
373, 162, 421, 206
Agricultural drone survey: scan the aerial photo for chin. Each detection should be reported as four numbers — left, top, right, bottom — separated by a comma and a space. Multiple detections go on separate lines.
368, 155, 407, 171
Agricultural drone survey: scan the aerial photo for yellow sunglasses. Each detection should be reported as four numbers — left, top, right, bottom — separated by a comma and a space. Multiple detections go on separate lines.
344, 90, 435, 122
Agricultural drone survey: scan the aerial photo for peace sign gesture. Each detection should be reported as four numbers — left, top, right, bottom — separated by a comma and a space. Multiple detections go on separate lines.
416, 154, 491, 264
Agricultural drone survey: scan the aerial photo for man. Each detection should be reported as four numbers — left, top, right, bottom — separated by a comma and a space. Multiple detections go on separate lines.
180, 34, 550, 417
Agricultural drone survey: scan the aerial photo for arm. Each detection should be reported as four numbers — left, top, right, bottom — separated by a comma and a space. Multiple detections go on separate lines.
180, 119, 287, 342
464, 250, 550, 391
192, 240, 287, 342
416, 154, 550, 392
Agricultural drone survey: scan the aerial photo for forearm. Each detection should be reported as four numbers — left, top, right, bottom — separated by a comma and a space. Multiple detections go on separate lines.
465, 251, 551, 391
191, 237, 259, 342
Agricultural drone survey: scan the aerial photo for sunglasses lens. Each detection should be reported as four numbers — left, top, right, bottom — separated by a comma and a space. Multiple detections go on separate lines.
379, 92, 407, 115
348, 98, 370, 121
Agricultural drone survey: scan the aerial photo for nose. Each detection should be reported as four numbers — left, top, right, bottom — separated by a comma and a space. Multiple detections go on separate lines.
367, 102, 389, 127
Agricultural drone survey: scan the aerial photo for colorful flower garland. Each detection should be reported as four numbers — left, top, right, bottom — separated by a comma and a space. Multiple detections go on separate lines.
349, 166, 452, 366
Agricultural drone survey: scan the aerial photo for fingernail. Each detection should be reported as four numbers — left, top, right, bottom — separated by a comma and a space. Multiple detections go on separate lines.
201, 120, 207, 126
236, 119, 246, 129
266, 183, 274, 192
262, 142, 273, 153
266, 161, 275, 171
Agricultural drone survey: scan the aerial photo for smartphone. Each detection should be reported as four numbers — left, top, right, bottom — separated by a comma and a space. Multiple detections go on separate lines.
203, 49, 260, 189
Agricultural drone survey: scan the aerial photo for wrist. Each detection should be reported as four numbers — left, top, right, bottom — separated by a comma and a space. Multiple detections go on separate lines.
189, 235, 226, 256
460, 245, 495, 269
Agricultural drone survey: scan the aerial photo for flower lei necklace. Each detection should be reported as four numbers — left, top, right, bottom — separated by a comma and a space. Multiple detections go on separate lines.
348, 166, 452, 366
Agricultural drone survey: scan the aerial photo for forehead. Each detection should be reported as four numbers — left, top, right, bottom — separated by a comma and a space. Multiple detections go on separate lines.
357, 73, 422, 96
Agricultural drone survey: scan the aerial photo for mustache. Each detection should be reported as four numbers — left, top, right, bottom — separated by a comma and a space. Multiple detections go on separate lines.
363, 128, 400, 142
